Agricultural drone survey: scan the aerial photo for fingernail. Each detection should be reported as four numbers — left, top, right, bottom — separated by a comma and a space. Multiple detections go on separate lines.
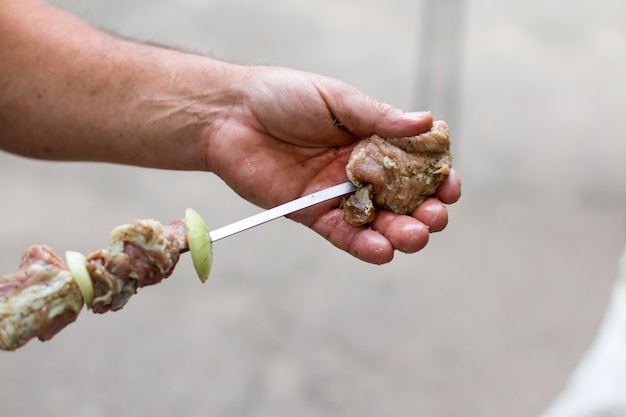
404, 111, 431, 120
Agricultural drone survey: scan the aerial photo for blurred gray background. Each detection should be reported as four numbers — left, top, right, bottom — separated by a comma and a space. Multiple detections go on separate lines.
1, 0, 625, 416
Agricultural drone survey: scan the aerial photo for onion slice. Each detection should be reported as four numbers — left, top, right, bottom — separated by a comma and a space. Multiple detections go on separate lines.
65, 250, 94, 308
185, 208, 213, 283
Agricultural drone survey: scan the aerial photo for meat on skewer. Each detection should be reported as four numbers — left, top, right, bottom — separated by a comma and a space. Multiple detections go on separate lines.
88, 219, 187, 314
343, 120, 453, 226
0, 245, 83, 351
0, 219, 188, 351
1, 120, 452, 351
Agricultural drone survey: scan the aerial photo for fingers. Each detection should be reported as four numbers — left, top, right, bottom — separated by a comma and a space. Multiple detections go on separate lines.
308, 177, 458, 264
309, 190, 458, 264
311, 210, 395, 265
413, 199, 449, 233
309, 207, 438, 264
311, 209, 433, 264
371, 211, 430, 254
437, 168, 461, 204
410, 169, 461, 233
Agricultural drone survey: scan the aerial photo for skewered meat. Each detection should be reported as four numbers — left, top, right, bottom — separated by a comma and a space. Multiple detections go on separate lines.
0, 218, 188, 350
0, 246, 83, 351
88, 219, 187, 313
343, 120, 452, 226
0, 125, 452, 349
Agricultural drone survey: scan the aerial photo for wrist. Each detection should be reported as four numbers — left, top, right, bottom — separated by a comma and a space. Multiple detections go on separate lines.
116, 46, 248, 170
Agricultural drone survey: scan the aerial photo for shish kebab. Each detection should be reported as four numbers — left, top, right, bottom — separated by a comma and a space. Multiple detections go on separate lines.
0, 121, 451, 351
0, 183, 356, 351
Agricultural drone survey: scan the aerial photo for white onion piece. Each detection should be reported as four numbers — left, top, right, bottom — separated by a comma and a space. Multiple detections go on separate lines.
185, 208, 213, 283
65, 250, 94, 308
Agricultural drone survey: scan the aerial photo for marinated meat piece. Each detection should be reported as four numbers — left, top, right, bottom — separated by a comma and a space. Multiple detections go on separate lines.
0, 245, 83, 351
87, 219, 184, 314
0, 218, 189, 350
165, 219, 188, 252
343, 120, 452, 226
341, 184, 375, 226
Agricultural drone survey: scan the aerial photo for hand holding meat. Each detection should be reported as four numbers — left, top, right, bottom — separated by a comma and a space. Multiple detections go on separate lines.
0, 0, 460, 264
205, 68, 460, 264
0, 0, 462, 350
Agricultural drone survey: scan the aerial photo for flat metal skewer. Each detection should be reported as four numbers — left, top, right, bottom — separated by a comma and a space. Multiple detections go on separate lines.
208, 181, 358, 242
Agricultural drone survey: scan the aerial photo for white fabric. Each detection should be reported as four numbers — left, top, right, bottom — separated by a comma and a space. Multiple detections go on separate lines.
539, 247, 626, 417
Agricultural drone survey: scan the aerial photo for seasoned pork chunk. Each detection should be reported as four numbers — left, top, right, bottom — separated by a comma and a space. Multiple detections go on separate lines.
87, 219, 186, 314
0, 246, 83, 351
0, 219, 188, 350
343, 120, 452, 226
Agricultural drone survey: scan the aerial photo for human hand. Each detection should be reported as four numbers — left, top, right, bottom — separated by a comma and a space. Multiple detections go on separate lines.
0, 0, 460, 265
205, 66, 461, 264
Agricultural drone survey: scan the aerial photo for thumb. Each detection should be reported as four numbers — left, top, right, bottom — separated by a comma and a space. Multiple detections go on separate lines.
319, 79, 434, 138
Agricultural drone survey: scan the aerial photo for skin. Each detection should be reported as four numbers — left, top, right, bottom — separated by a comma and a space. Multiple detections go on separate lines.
0, 0, 461, 265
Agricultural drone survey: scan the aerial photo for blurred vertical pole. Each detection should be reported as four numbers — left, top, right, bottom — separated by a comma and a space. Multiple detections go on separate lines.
415, 0, 465, 135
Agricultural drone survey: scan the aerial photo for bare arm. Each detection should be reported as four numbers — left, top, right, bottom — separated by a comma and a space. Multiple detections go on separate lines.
0, 0, 461, 264
0, 0, 238, 169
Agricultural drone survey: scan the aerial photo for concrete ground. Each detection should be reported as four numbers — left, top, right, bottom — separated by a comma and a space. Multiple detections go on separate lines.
1, 0, 625, 416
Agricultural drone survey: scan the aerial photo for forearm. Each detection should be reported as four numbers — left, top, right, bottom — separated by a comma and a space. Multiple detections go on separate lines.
0, 0, 242, 170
